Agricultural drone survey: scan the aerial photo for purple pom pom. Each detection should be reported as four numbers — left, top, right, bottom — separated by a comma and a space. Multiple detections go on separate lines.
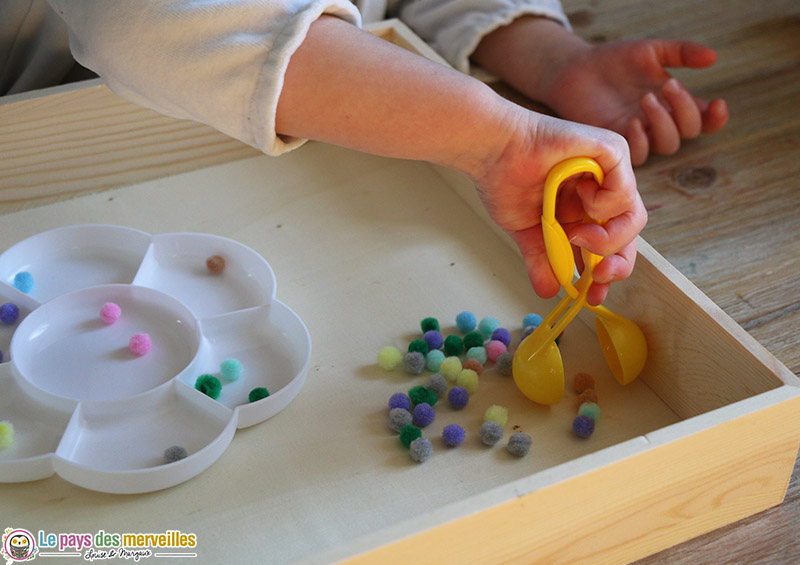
442, 424, 466, 447
423, 330, 444, 351
0, 303, 19, 325
412, 403, 436, 428
448, 386, 469, 410
388, 392, 411, 411
490, 327, 511, 346
573, 414, 595, 438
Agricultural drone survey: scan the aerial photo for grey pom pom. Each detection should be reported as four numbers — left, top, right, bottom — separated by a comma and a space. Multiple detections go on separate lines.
426, 373, 448, 398
507, 432, 532, 457
163, 445, 188, 464
388, 408, 413, 432
403, 351, 425, 375
409, 437, 433, 463
479, 421, 503, 446
495, 352, 513, 376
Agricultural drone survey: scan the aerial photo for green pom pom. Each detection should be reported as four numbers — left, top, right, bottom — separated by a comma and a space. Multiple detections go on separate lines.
408, 339, 429, 356
420, 317, 440, 333
578, 401, 601, 421
400, 424, 422, 448
463, 331, 484, 349
195, 374, 222, 399
220, 358, 243, 382
408, 385, 438, 407
443, 335, 463, 356
0, 420, 14, 450
249, 387, 270, 402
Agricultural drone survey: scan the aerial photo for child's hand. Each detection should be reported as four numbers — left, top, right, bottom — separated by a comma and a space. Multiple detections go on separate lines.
470, 110, 647, 305
472, 18, 729, 165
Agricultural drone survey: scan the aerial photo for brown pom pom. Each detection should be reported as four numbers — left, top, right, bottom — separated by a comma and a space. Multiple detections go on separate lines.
462, 358, 483, 375
573, 372, 596, 394
206, 255, 226, 274
576, 389, 598, 407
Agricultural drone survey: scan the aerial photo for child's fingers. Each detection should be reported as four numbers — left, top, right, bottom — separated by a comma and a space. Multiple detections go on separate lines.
509, 226, 561, 299
625, 117, 650, 166
652, 40, 718, 70
586, 239, 639, 305
566, 192, 647, 259
641, 92, 680, 155
662, 78, 702, 139
702, 98, 729, 133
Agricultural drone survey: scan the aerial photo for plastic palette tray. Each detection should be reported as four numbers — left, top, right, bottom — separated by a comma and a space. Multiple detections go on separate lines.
0, 224, 310, 494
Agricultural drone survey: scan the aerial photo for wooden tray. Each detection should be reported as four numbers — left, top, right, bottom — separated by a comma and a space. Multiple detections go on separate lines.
1, 19, 798, 564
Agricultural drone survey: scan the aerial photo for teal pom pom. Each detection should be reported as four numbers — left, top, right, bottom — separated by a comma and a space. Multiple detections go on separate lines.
408, 339, 429, 356
13, 271, 34, 294
421, 317, 440, 333
443, 334, 463, 356
220, 358, 243, 382
425, 349, 445, 372
195, 374, 222, 399
466, 346, 487, 365
463, 331, 484, 349
478, 316, 500, 337
249, 387, 270, 402
408, 385, 438, 407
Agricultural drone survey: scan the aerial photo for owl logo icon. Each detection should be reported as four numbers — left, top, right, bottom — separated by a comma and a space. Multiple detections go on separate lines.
1, 528, 37, 562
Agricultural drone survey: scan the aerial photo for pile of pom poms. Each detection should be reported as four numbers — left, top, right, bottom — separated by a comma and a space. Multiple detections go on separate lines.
572, 372, 600, 438
191, 358, 269, 404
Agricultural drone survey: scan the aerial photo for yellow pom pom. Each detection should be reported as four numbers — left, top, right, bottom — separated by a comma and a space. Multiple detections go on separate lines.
0, 420, 14, 450
456, 368, 479, 394
483, 405, 508, 427
439, 356, 463, 383
378, 346, 402, 370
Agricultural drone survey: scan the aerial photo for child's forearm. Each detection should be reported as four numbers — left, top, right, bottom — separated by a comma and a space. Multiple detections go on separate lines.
276, 15, 520, 180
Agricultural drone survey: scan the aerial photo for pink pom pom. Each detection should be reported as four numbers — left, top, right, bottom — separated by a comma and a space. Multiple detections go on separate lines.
129, 332, 152, 356
485, 339, 507, 363
100, 302, 121, 325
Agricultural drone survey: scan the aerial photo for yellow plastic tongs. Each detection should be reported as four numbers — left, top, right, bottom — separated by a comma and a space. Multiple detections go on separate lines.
512, 157, 647, 405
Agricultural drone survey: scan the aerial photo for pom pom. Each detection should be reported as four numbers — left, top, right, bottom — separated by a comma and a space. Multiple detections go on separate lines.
408, 385, 438, 407
442, 424, 466, 447
439, 356, 462, 383
576, 389, 598, 407
0, 420, 14, 450
400, 424, 422, 447
448, 386, 469, 410
408, 339, 429, 356
163, 445, 188, 464
574, 372, 596, 394
573, 414, 595, 438
206, 255, 226, 274
389, 392, 411, 411
443, 334, 463, 356
425, 349, 445, 372
100, 302, 121, 325
129, 332, 152, 356
480, 421, 503, 446
249, 387, 270, 402
483, 405, 508, 427
463, 331, 484, 350
461, 358, 483, 375
495, 352, 513, 376
403, 352, 425, 375
426, 374, 448, 398
478, 316, 500, 337
409, 437, 433, 463
466, 346, 487, 365
0, 303, 19, 325
412, 403, 436, 428
0, 304, 18, 327
523, 313, 543, 329
485, 340, 507, 363
195, 374, 222, 399
420, 317, 440, 333
490, 327, 511, 346
377, 346, 402, 370
423, 330, 444, 351
578, 402, 601, 421
455, 368, 479, 394
507, 432, 532, 457
521, 325, 537, 341
220, 358, 243, 382
456, 311, 477, 333
388, 408, 413, 432
13, 271, 34, 294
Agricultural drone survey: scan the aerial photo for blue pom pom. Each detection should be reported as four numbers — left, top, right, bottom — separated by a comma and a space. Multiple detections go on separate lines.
448, 386, 469, 410
490, 327, 511, 346
423, 330, 444, 351
412, 403, 436, 427
456, 311, 477, 333
523, 313, 543, 329
0, 303, 19, 325
388, 392, 411, 411
478, 316, 500, 337
573, 414, 595, 438
442, 424, 466, 447
13, 271, 33, 294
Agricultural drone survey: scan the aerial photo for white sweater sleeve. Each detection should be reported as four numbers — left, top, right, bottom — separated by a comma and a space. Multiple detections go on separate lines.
393, 0, 570, 74
47, 0, 361, 156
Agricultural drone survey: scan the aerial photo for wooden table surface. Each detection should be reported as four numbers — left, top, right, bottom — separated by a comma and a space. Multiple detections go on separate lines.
552, 1, 800, 562
0, 2, 798, 562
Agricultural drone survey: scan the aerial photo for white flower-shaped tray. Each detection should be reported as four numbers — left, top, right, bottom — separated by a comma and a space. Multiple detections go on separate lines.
0, 225, 311, 494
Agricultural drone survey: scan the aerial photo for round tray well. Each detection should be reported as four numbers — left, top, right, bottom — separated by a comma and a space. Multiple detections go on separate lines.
0, 225, 151, 302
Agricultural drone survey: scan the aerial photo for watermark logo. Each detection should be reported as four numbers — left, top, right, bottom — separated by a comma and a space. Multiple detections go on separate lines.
1, 528, 38, 562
